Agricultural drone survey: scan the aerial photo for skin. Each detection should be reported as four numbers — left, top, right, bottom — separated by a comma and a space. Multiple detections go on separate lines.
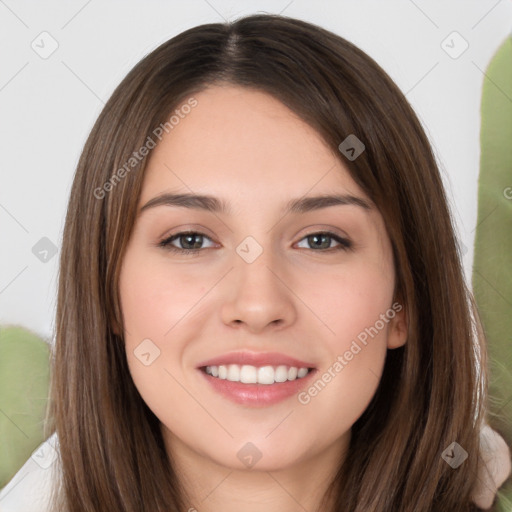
118, 85, 407, 512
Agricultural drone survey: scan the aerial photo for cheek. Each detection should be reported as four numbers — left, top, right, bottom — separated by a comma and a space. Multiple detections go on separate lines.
119, 252, 210, 340
306, 258, 395, 350
295, 261, 393, 415
119, 251, 197, 410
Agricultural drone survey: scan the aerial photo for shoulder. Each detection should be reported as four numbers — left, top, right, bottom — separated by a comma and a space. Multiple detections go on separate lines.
0, 433, 61, 512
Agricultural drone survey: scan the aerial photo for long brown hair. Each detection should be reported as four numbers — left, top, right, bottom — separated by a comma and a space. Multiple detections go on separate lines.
46, 14, 488, 511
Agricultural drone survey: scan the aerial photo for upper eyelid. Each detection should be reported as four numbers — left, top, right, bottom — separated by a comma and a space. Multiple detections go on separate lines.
161, 222, 350, 240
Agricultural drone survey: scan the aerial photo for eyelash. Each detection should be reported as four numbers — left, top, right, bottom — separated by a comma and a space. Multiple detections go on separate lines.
157, 230, 353, 255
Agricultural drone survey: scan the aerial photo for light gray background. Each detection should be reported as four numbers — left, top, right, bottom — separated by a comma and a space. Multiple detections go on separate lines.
1, 0, 511, 341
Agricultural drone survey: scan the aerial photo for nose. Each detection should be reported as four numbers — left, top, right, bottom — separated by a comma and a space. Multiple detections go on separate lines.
219, 247, 297, 334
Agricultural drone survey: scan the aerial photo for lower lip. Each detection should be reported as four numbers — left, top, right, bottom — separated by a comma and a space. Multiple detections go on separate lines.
198, 368, 317, 407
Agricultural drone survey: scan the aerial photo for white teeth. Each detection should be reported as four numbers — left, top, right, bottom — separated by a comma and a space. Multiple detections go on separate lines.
204, 364, 311, 384
297, 367, 309, 378
240, 365, 257, 384
288, 366, 298, 380
275, 365, 288, 382
218, 365, 227, 379
227, 364, 240, 381
258, 366, 275, 385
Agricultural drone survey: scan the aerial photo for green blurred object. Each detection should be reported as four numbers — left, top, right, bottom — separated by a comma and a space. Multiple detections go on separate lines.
473, 35, 512, 511
0, 325, 51, 488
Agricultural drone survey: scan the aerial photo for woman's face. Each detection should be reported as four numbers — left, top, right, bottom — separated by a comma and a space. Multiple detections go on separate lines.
119, 85, 406, 472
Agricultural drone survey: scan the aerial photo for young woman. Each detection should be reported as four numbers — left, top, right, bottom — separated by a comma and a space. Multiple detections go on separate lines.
1, 13, 510, 512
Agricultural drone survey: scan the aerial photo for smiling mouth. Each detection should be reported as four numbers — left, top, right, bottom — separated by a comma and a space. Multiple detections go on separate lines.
201, 364, 314, 385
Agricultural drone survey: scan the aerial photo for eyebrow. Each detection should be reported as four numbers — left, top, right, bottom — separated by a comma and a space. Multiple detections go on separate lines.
139, 192, 372, 216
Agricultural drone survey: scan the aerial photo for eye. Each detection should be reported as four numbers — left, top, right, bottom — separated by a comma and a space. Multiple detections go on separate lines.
158, 231, 216, 254
295, 232, 352, 251
158, 230, 352, 255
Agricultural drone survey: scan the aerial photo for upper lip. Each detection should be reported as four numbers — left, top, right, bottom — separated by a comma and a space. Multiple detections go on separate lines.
197, 351, 315, 369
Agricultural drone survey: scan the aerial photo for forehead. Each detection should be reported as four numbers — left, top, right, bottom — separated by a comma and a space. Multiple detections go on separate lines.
141, 85, 366, 205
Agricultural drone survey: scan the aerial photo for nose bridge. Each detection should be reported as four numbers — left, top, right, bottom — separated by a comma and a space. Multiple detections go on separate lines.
233, 234, 284, 298
219, 233, 297, 331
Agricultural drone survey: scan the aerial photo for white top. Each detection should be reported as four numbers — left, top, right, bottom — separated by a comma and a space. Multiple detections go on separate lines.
0, 433, 60, 512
